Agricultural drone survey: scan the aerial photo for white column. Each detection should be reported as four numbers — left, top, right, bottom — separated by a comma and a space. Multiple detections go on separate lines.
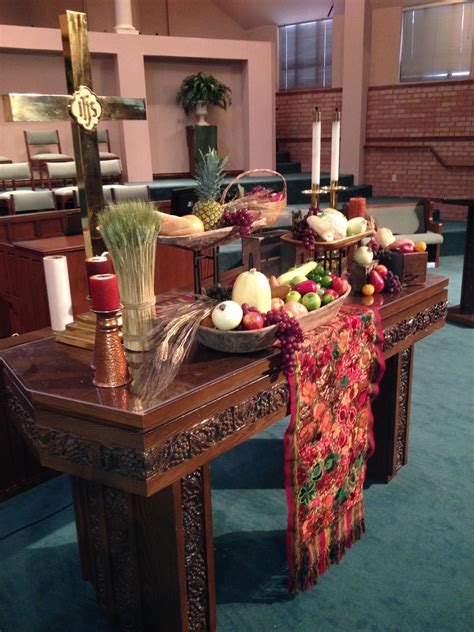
114, 0, 138, 34
340, 0, 372, 184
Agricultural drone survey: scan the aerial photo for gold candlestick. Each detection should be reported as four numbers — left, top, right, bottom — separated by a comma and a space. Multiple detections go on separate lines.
92, 306, 131, 388
320, 182, 348, 210
302, 184, 326, 209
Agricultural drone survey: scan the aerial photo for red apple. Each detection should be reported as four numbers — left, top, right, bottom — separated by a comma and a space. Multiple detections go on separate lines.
243, 311, 265, 330
332, 276, 349, 296
323, 289, 339, 300
271, 297, 285, 311
374, 264, 388, 277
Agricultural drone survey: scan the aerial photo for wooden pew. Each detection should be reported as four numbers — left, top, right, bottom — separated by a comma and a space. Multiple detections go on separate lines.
0, 203, 213, 337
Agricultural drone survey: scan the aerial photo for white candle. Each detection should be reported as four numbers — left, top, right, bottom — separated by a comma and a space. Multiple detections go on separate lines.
311, 109, 321, 186
43, 255, 74, 331
330, 110, 341, 183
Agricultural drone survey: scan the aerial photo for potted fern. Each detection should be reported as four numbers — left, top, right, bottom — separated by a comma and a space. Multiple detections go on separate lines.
176, 72, 232, 126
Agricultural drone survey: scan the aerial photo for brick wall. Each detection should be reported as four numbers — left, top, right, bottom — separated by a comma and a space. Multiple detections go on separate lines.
276, 80, 474, 220
276, 88, 342, 173
365, 80, 474, 220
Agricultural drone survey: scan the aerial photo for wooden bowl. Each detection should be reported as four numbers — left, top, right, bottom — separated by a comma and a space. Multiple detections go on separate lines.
196, 285, 351, 354
298, 285, 351, 332
196, 322, 278, 353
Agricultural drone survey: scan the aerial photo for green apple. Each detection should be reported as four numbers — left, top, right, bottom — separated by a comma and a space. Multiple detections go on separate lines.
302, 292, 321, 311
322, 293, 335, 305
320, 275, 333, 288
285, 290, 302, 303
289, 274, 307, 287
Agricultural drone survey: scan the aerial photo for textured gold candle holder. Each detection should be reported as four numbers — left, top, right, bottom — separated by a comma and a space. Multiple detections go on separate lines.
301, 184, 326, 209
321, 181, 348, 209
91, 306, 131, 388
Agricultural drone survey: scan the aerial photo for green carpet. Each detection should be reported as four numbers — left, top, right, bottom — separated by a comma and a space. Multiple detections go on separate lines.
0, 256, 472, 631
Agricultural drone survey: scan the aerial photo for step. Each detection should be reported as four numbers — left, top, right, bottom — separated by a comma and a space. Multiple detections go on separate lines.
276, 161, 302, 174
276, 151, 291, 163
143, 172, 356, 206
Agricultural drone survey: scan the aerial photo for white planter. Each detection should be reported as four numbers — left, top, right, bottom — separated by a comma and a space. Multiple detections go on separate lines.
195, 100, 210, 126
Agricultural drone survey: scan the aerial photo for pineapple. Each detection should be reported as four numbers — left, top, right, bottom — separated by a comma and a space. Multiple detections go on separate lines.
193, 149, 228, 230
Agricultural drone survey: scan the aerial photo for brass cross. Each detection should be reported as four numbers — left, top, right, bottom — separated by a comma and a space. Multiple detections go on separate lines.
2, 10, 146, 258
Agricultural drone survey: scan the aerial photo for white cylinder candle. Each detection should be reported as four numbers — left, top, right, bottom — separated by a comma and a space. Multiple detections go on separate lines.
330, 111, 341, 183
311, 109, 321, 186
43, 255, 74, 331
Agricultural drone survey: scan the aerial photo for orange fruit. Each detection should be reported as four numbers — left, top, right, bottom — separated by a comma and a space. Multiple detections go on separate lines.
414, 241, 427, 252
362, 283, 375, 296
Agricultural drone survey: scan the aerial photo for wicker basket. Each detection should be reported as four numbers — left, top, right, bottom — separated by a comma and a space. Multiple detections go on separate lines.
221, 169, 287, 228
156, 218, 267, 250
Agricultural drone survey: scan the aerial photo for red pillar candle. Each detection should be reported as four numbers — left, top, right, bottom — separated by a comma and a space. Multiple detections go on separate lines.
348, 197, 366, 219
85, 255, 114, 277
89, 274, 121, 312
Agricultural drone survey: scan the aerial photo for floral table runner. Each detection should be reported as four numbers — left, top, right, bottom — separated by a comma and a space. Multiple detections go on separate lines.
285, 305, 385, 592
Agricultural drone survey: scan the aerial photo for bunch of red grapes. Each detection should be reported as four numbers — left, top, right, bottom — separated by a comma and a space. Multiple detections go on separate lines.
292, 207, 319, 250
222, 208, 254, 237
368, 239, 391, 261
264, 309, 305, 376
383, 271, 402, 294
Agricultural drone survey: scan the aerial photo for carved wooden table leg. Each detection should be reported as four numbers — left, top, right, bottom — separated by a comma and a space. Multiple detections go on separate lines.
71, 464, 216, 632
367, 347, 414, 482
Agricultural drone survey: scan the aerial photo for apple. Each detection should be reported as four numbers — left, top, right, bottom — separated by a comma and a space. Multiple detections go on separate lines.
302, 292, 321, 311
285, 290, 302, 303
374, 264, 388, 277
332, 276, 349, 296
322, 293, 335, 305
289, 274, 307, 287
271, 297, 285, 311
282, 301, 308, 318
324, 289, 339, 300
243, 312, 265, 330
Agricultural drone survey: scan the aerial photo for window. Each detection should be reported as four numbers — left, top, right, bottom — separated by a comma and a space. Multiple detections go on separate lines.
279, 19, 332, 91
400, 1, 473, 82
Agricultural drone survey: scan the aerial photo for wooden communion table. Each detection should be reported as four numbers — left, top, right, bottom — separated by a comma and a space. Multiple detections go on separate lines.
0, 275, 448, 631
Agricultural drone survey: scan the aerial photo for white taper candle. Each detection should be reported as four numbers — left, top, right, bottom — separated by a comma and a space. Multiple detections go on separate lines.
43, 255, 74, 331
330, 110, 341, 183
311, 108, 321, 186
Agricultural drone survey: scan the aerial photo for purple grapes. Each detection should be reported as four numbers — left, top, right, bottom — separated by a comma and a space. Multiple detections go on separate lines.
383, 271, 402, 294
223, 208, 254, 237
292, 208, 319, 250
265, 309, 304, 376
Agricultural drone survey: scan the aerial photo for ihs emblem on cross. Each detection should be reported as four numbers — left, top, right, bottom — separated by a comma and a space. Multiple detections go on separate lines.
2, 11, 147, 258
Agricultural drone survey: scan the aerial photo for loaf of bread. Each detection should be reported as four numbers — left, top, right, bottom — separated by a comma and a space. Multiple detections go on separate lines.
156, 211, 204, 236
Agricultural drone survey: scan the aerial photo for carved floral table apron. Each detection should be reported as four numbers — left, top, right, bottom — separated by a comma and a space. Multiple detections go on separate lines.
0, 275, 448, 631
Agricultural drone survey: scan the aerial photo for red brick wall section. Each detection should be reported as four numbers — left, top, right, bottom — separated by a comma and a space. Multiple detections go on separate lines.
276, 88, 342, 173
365, 80, 474, 220
276, 81, 474, 220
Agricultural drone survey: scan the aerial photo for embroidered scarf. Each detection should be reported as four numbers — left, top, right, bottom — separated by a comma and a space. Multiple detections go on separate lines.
285, 305, 385, 592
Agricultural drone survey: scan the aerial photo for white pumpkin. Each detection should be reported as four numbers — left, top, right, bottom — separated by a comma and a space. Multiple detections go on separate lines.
232, 268, 272, 313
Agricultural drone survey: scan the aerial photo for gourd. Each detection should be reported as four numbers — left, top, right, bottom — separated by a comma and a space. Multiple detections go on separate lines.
232, 268, 271, 313
277, 261, 317, 286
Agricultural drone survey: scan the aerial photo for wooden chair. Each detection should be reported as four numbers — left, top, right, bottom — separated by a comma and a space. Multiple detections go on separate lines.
72, 186, 115, 208
100, 158, 123, 184
0, 162, 35, 191
111, 185, 150, 203
45, 161, 78, 189
8, 190, 57, 215
24, 130, 73, 187
97, 129, 119, 160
